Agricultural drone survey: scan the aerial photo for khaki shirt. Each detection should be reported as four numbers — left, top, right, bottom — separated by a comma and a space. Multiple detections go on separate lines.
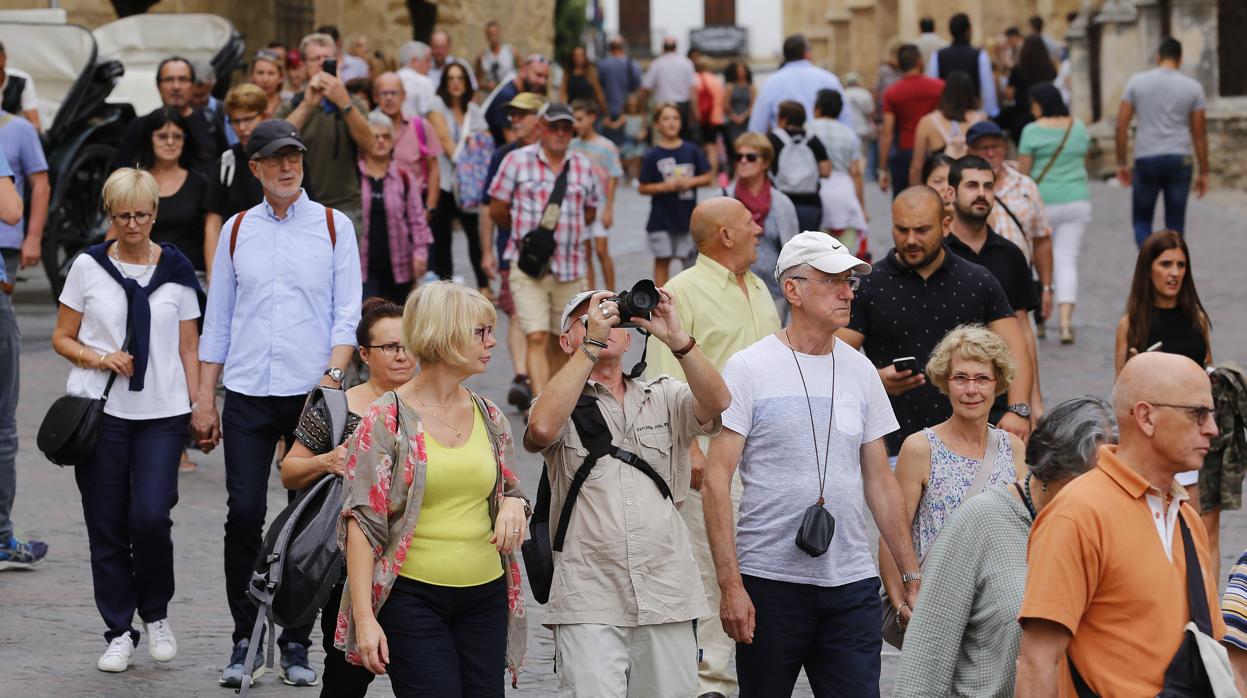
539, 375, 720, 626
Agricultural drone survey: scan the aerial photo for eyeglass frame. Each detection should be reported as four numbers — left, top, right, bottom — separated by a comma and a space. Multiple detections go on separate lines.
110, 211, 154, 226
253, 149, 304, 166
787, 274, 861, 291
947, 373, 998, 389
1142, 402, 1217, 427
363, 343, 408, 358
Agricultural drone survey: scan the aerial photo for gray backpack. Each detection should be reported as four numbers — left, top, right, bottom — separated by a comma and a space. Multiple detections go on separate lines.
771, 128, 821, 196
239, 387, 349, 696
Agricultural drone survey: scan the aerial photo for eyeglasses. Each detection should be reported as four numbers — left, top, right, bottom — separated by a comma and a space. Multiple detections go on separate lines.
364, 343, 408, 358
474, 325, 495, 342
230, 113, 263, 127
256, 150, 303, 166
948, 374, 997, 389
546, 122, 574, 134
1147, 402, 1217, 427
155, 132, 185, 143
735, 152, 761, 163
508, 111, 535, 121
789, 275, 860, 291
376, 90, 402, 100
111, 211, 153, 226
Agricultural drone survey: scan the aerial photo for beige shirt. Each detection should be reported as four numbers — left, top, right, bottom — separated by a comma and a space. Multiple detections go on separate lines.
539, 376, 720, 626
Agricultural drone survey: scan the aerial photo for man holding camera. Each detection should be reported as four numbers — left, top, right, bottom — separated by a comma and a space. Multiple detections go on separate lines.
525, 287, 731, 696
489, 102, 599, 398
704, 232, 918, 696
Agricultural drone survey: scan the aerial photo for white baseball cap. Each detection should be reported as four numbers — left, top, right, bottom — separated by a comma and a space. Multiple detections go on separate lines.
774, 231, 872, 283
559, 289, 610, 334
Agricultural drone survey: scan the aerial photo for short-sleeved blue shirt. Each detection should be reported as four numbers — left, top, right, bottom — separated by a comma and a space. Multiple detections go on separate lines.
0, 115, 48, 249
639, 141, 708, 234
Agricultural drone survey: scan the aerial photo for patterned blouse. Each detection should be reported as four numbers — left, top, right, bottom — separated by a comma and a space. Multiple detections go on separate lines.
911, 426, 1016, 562
292, 392, 363, 453
333, 390, 529, 685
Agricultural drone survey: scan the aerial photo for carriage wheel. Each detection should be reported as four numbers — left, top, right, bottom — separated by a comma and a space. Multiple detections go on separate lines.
42, 142, 114, 300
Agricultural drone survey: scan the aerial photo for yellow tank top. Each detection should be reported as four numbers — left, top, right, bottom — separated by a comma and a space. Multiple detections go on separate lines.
398, 404, 503, 586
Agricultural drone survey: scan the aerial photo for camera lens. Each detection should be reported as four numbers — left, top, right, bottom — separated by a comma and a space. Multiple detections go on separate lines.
627, 280, 658, 312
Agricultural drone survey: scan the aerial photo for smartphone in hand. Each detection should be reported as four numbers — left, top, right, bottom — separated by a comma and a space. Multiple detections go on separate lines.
892, 356, 920, 375
323, 57, 337, 76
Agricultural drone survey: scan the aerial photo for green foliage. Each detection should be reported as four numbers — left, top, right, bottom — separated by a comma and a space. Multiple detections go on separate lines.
554, 0, 587, 66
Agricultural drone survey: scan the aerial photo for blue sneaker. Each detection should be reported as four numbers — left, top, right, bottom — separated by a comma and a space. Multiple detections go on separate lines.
219, 638, 265, 687
0, 536, 48, 570
279, 641, 318, 686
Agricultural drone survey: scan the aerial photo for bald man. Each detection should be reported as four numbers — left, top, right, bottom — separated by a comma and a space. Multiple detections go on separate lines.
838, 186, 1033, 457
1016, 352, 1237, 697
372, 71, 440, 214
646, 197, 778, 698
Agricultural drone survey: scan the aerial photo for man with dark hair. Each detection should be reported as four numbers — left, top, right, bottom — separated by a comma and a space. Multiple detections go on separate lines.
0, 41, 41, 130
878, 44, 943, 197
915, 17, 946, 66
748, 34, 852, 134
767, 101, 831, 232
484, 54, 551, 145
597, 35, 642, 145
1116, 37, 1208, 246
1029, 15, 1063, 62
109, 57, 229, 170
928, 13, 999, 117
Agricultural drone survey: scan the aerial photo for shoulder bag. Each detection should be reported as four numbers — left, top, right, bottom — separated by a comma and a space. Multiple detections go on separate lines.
880, 427, 1000, 649
1033, 120, 1075, 186
515, 161, 571, 279
38, 328, 133, 467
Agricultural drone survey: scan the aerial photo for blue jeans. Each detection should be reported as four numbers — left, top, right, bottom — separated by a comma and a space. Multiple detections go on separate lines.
0, 274, 17, 543
76, 413, 188, 642
736, 575, 882, 697
888, 148, 913, 200
1132, 154, 1194, 246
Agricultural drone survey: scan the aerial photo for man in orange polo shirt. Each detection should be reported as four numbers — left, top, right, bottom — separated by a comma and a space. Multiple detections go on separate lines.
1015, 352, 1234, 696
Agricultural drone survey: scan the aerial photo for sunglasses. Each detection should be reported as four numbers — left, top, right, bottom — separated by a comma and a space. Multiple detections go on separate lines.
735, 152, 761, 163
546, 121, 574, 133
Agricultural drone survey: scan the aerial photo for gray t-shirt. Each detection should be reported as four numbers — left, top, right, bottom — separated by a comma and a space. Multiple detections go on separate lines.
1121, 67, 1206, 159
722, 335, 899, 587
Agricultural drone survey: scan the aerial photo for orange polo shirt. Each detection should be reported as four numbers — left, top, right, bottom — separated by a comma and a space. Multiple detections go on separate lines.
1018, 445, 1224, 697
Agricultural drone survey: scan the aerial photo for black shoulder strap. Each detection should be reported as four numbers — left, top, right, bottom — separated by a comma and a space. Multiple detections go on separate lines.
995, 196, 1026, 237
535, 161, 572, 236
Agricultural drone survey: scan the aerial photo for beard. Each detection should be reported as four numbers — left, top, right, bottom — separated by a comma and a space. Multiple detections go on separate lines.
954, 198, 991, 227
897, 242, 943, 270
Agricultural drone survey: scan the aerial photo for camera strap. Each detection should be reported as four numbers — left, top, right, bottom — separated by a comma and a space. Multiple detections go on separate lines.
786, 330, 835, 507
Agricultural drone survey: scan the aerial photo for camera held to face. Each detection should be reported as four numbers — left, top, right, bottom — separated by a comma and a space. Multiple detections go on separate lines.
612, 280, 659, 329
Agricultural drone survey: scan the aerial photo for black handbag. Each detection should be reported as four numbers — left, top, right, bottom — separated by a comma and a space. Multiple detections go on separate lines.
37, 331, 131, 467
516, 161, 570, 279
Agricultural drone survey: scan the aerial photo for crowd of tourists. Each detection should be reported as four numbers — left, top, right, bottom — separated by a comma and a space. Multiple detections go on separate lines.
0, 12, 1243, 698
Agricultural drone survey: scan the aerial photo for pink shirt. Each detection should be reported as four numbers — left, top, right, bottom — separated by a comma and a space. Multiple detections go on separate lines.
358, 160, 432, 284
391, 115, 442, 193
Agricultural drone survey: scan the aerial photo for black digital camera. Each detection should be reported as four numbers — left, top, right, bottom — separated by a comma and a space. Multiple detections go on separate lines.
613, 280, 659, 329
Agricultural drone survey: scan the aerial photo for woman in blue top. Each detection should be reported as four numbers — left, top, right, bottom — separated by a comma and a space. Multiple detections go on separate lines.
1017, 84, 1091, 345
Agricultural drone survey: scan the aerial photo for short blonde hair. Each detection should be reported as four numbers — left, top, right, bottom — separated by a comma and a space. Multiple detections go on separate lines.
224, 83, 267, 115
733, 131, 774, 164
101, 167, 159, 215
402, 282, 497, 367
925, 324, 1015, 396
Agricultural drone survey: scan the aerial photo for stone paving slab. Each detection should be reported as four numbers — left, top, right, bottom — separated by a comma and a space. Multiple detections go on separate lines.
2, 181, 1245, 697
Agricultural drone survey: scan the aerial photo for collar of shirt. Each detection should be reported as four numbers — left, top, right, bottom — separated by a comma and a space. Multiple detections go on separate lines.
1097, 445, 1192, 560
262, 189, 311, 222
879, 247, 953, 280
690, 252, 748, 291
945, 227, 1010, 258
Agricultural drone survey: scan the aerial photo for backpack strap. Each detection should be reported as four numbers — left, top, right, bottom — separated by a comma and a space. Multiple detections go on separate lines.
229, 209, 247, 260
219, 148, 237, 188
314, 386, 350, 446
324, 206, 337, 247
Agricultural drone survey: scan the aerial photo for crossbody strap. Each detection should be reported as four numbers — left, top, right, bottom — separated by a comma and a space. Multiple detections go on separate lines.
100, 326, 135, 403
535, 161, 572, 235
917, 427, 1000, 568
1033, 121, 1075, 185
994, 196, 1026, 237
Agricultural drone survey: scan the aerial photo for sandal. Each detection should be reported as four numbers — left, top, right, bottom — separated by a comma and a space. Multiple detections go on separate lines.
1060, 327, 1076, 345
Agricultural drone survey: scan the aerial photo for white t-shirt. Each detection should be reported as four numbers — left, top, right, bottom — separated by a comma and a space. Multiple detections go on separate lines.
722, 334, 899, 587
59, 254, 201, 420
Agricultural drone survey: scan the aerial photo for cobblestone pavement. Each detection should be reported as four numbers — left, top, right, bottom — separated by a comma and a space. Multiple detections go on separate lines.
3, 180, 1245, 697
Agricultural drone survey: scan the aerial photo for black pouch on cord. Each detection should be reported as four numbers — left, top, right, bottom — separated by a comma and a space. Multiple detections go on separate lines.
795, 502, 835, 557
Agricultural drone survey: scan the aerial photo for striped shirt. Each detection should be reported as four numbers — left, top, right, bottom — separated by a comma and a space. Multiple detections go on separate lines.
1222, 549, 1247, 650
489, 143, 600, 282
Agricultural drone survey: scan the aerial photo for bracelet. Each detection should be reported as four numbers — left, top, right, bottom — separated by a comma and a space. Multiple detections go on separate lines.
580, 343, 600, 363
672, 334, 697, 359
901, 571, 923, 584
76, 347, 85, 368
1042, 285, 1054, 293
584, 337, 608, 350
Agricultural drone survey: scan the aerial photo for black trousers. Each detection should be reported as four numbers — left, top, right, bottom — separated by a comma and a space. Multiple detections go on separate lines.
736, 575, 882, 698
377, 574, 508, 697
76, 413, 187, 643
431, 190, 487, 288
320, 577, 376, 697
221, 391, 313, 646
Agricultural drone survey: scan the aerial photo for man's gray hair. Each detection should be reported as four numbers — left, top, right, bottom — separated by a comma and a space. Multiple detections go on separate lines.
778, 262, 811, 286
367, 111, 395, 132
300, 32, 336, 55
398, 41, 431, 68
192, 59, 216, 85
1025, 396, 1118, 483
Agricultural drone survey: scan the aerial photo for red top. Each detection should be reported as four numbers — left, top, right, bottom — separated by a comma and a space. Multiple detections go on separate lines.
882, 74, 945, 151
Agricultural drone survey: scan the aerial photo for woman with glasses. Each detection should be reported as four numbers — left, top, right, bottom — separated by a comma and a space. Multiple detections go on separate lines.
357, 112, 431, 305
50, 168, 204, 672
279, 297, 412, 696
721, 131, 798, 311
878, 325, 1027, 632
335, 282, 529, 696
1115, 230, 1214, 540
895, 396, 1116, 697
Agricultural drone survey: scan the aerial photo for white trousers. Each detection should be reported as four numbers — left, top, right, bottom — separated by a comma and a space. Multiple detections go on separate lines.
555, 621, 698, 698
1046, 199, 1093, 305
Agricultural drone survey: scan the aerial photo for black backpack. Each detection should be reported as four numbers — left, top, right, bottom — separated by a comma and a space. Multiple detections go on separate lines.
522, 395, 673, 604
238, 387, 349, 695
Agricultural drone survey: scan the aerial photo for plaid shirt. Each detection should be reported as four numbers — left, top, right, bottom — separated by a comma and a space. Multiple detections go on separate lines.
988, 165, 1051, 264
489, 143, 600, 281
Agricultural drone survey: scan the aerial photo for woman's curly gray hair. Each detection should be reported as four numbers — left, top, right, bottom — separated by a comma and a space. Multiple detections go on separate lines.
1025, 396, 1118, 483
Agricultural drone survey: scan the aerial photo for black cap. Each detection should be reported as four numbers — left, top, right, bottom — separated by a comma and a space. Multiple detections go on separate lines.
965, 120, 1005, 145
245, 120, 308, 159
538, 102, 574, 123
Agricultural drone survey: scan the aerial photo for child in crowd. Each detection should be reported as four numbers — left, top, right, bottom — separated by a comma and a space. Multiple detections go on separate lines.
619, 93, 648, 185
570, 99, 623, 290
638, 102, 712, 285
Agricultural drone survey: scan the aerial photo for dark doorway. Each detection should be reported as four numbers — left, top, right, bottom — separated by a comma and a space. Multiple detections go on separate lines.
620, 0, 651, 56
1219, 0, 1247, 96
274, 0, 315, 50
407, 0, 437, 43
704, 0, 735, 26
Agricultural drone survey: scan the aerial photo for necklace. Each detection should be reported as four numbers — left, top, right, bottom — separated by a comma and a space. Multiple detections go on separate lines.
414, 386, 466, 440
111, 241, 154, 280
785, 330, 835, 506
1016, 473, 1038, 522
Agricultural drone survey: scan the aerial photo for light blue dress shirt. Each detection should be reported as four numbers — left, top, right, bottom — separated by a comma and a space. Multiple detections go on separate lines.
748, 60, 854, 134
926, 49, 1000, 118
200, 190, 362, 397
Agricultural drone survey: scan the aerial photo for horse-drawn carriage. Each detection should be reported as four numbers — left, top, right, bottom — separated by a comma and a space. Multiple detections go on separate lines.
0, 11, 243, 296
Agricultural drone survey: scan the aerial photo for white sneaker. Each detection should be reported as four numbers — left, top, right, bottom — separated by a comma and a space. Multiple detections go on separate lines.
145, 619, 177, 662
97, 635, 134, 672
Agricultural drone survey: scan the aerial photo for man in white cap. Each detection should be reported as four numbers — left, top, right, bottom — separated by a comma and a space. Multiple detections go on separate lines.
525, 286, 731, 696
703, 231, 920, 696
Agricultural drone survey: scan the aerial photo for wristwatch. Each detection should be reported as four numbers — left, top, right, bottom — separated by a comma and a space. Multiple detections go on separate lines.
324, 367, 345, 384
1007, 402, 1032, 419
901, 571, 923, 584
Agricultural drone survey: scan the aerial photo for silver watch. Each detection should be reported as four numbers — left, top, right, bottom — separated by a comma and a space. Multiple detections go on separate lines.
324, 367, 345, 383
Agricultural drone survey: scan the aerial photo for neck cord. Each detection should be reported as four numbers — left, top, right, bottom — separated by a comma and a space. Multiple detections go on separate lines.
785, 330, 835, 507
1016, 472, 1038, 523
